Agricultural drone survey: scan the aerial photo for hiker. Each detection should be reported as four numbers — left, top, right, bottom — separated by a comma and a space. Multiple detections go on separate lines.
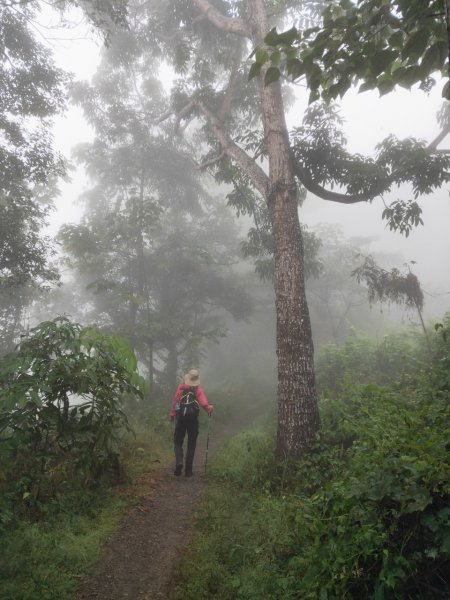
169, 369, 213, 477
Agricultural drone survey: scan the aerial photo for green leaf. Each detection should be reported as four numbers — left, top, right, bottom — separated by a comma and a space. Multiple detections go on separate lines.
378, 78, 395, 96
303, 27, 320, 38
264, 66, 281, 86
388, 31, 404, 49
255, 48, 269, 64
308, 88, 320, 104
264, 27, 280, 47
358, 81, 376, 93
286, 58, 305, 79
276, 27, 299, 47
422, 43, 447, 73
370, 50, 397, 77
271, 50, 281, 66
396, 66, 421, 89
248, 61, 262, 81
402, 29, 430, 63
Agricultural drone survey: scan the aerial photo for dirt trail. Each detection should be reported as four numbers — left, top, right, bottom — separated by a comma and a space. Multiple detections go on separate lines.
77, 421, 224, 600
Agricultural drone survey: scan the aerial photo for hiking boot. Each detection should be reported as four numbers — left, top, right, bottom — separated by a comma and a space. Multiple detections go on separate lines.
184, 469, 193, 477
174, 464, 183, 476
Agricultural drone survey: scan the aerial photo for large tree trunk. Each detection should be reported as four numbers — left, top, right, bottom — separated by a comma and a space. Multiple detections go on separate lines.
190, 0, 320, 457
251, 0, 319, 457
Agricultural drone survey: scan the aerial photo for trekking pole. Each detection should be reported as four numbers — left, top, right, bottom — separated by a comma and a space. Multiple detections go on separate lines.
204, 412, 212, 475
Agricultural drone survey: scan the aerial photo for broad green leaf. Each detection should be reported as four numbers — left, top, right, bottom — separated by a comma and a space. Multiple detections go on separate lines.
276, 27, 299, 47
370, 50, 397, 77
248, 61, 262, 81
264, 66, 281, 86
264, 27, 280, 47
378, 78, 395, 96
286, 58, 305, 79
271, 50, 281, 66
388, 31, 404, 49
402, 29, 430, 63
422, 43, 447, 73
255, 48, 269, 64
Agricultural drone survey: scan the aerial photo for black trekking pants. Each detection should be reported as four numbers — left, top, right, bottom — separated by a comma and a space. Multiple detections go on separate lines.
174, 413, 199, 474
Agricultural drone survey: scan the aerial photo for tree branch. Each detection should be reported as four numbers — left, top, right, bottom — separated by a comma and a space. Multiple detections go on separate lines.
292, 160, 377, 204
427, 122, 450, 151
156, 101, 197, 132
192, 0, 251, 37
197, 101, 270, 198
198, 151, 226, 170
216, 62, 240, 122
292, 124, 450, 205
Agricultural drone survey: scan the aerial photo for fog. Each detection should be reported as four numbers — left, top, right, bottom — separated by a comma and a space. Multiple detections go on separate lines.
48, 16, 450, 320
4, 4, 449, 392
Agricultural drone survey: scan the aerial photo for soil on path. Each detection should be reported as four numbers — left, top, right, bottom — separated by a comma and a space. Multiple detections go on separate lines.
77, 422, 221, 600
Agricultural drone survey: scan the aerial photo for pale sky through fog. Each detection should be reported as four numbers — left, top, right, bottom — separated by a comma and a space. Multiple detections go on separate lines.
43, 10, 450, 319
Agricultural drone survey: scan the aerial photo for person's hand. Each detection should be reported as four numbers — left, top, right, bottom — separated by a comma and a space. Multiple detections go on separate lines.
207, 405, 213, 415
169, 415, 175, 422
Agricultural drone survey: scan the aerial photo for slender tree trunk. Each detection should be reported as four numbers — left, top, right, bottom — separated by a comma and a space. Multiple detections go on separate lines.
147, 339, 154, 397
166, 337, 178, 393
251, 0, 319, 457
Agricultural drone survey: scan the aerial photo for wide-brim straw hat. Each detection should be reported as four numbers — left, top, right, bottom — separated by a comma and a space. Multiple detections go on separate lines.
184, 369, 200, 386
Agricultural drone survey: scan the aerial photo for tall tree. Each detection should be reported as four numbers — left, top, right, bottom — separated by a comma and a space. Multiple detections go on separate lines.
0, 4, 66, 351
121, 0, 450, 457
60, 49, 252, 395
0, 0, 127, 352
151, 0, 322, 456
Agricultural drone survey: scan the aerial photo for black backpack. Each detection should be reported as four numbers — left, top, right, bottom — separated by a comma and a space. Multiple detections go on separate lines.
177, 387, 200, 418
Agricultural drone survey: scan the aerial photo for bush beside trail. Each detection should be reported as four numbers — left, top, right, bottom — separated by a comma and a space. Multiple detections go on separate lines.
173, 320, 450, 599
0, 318, 170, 600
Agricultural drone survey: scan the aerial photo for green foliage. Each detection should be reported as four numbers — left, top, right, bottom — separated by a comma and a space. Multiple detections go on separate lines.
0, 4, 67, 350
0, 0, 131, 353
0, 493, 126, 600
174, 319, 450, 599
250, 1, 449, 101
290, 103, 450, 231
0, 317, 146, 519
316, 329, 421, 394
0, 412, 171, 600
381, 199, 424, 237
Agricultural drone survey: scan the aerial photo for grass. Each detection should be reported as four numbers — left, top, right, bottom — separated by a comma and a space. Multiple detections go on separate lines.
0, 495, 126, 600
170, 381, 450, 599
0, 413, 173, 600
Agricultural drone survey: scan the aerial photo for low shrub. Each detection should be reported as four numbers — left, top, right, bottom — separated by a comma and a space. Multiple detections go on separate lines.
173, 319, 450, 599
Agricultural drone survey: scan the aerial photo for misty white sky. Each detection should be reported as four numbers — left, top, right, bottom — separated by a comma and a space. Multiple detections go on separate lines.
44, 11, 450, 320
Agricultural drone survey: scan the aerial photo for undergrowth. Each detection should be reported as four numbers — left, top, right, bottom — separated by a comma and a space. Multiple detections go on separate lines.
172, 322, 450, 600
0, 413, 171, 600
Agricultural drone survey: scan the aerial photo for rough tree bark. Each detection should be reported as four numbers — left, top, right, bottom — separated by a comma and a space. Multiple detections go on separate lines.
192, 0, 320, 457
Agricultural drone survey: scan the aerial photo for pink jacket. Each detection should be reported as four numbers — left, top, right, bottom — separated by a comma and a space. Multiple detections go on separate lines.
169, 384, 212, 418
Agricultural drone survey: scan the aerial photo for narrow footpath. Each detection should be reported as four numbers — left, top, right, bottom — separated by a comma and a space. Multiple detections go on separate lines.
77, 426, 217, 600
